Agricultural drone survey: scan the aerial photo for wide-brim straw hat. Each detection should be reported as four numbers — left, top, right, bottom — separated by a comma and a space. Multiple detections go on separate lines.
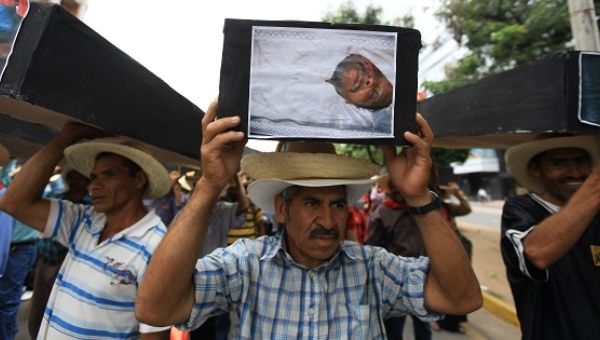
63, 139, 170, 199
505, 135, 600, 193
178, 170, 200, 192
0, 143, 8, 166
241, 142, 380, 215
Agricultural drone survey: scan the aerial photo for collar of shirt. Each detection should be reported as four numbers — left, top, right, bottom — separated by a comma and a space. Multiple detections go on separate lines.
259, 234, 361, 271
529, 193, 561, 214
90, 209, 164, 243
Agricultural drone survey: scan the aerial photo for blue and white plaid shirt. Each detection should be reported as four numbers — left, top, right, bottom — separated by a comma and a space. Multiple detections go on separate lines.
181, 235, 441, 339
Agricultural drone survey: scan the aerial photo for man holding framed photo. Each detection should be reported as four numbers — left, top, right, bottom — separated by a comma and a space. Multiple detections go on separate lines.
136, 101, 482, 338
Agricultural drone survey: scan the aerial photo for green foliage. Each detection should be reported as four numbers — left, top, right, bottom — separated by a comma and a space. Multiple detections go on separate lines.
424, 0, 600, 95
323, 0, 414, 27
432, 148, 470, 167
335, 144, 384, 166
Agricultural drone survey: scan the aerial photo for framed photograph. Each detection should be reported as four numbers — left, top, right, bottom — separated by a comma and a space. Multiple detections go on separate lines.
218, 19, 421, 145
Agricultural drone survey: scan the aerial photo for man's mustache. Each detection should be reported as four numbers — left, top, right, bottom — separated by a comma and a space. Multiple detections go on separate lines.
309, 225, 340, 239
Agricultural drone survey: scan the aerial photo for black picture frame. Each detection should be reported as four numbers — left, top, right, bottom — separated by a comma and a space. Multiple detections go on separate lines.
579, 52, 600, 127
217, 19, 421, 145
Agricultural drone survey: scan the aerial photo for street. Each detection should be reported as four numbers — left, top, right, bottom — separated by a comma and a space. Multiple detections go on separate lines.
456, 201, 503, 230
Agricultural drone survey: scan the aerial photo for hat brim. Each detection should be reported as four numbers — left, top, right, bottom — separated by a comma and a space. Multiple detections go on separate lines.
64, 141, 170, 199
505, 135, 600, 193
247, 178, 376, 215
242, 152, 379, 181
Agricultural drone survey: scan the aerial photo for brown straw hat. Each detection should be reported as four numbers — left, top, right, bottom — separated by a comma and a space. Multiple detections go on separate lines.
505, 135, 600, 193
63, 138, 170, 199
241, 141, 380, 215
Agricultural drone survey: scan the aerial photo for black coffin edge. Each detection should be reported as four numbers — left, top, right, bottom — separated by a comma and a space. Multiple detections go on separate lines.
0, 2, 204, 164
418, 51, 600, 149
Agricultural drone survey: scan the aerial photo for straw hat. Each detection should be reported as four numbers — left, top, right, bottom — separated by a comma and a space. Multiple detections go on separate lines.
0, 143, 8, 166
178, 170, 201, 192
241, 141, 380, 215
505, 135, 600, 193
63, 139, 170, 199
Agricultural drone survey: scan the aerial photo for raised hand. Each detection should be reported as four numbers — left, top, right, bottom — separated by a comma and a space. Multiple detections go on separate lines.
59, 121, 113, 142
199, 101, 246, 191
382, 113, 434, 205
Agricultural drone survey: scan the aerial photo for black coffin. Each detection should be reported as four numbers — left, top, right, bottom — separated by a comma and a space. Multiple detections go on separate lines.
419, 51, 600, 149
0, 2, 203, 165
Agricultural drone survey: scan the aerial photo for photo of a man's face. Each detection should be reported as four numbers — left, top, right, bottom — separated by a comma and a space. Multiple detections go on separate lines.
247, 26, 397, 139
326, 54, 393, 111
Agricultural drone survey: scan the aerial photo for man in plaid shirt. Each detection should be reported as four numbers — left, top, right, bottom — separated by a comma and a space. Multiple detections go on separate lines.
137, 102, 482, 338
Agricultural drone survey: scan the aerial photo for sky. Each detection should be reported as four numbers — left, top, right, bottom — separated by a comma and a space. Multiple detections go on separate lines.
83, 0, 456, 151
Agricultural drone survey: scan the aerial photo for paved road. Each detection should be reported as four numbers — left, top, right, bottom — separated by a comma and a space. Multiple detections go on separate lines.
456, 201, 503, 229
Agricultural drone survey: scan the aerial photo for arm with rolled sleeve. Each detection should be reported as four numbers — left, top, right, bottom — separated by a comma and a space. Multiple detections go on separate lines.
178, 242, 248, 330
374, 247, 442, 321
501, 196, 551, 281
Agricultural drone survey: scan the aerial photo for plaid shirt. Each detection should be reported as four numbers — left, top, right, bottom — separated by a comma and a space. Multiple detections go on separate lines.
181, 235, 440, 339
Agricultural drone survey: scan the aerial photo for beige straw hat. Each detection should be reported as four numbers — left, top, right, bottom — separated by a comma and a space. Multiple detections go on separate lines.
241, 141, 380, 215
0, 143, 8, 166
63, 139, 170, 199
505, 135, 600, 193
178, 170, 200, 192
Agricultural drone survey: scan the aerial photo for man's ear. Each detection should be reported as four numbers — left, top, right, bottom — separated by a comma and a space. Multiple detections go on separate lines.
135, 171, 149, 191
528, 161, 542, 179
274, 195, 287, 224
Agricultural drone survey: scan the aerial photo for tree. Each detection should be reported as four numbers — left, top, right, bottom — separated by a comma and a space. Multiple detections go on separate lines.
424, 0, 600, 95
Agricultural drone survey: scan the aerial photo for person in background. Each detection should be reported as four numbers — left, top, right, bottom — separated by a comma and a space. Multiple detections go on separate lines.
365, 176, 432, 340
432, 180, 473, 333
226, 174, 265, 245
0, 143, 12, 277
28, 167, 91, 338
179, 170, 248, 340
152, 170, 187, 226
0, 158, 40, 340
501, 135, 600, 339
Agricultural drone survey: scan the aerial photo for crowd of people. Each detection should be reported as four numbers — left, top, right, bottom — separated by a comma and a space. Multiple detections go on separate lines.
0, 103, 487, 339
0, 100, 597, 340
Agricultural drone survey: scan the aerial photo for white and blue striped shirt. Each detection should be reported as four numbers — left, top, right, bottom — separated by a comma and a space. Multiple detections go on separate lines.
38, 199, 167, 339
182, 236, 441, 339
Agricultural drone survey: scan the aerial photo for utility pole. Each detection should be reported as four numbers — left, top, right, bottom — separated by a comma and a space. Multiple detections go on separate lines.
568, 0, 600, 51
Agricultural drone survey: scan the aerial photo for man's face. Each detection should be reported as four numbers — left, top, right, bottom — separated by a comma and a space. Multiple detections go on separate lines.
528, 148, 592, 204
337, 55, 393, 110
275, 186, 348, 269
88, 154, 146, 214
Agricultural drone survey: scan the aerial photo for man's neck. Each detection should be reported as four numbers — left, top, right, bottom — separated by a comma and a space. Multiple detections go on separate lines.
100, 201, 147, 243
536, 191, 566, 207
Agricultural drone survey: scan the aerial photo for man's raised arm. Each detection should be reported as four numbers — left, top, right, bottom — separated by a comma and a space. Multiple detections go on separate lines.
0, 122, 107, 231
384, 113, 482, 315
136, 101, 245, 326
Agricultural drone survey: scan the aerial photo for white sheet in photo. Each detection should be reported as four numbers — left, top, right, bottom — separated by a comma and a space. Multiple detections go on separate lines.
248, 26, 396, 139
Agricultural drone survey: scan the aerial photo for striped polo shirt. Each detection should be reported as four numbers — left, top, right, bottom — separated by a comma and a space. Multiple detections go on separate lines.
38, 199, 167, 339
